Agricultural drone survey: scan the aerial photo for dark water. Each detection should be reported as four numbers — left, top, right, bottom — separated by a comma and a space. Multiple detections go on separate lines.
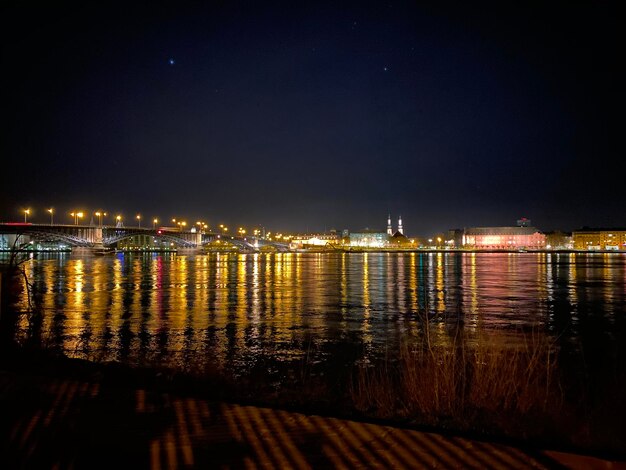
11, 252, 626, 374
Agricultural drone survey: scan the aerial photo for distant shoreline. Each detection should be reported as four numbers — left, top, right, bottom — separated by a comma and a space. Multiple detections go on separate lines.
3, 248, 625, 255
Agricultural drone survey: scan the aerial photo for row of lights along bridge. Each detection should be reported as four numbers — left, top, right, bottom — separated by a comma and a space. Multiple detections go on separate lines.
18, 208, 253, 236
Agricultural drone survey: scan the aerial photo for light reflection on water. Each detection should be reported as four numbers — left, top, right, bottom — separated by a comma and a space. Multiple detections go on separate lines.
12, 252, 626, 373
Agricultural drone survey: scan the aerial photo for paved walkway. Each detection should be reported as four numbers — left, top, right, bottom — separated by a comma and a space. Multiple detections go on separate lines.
0, 371, 623, 469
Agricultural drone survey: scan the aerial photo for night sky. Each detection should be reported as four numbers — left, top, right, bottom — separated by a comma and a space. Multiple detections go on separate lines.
1, 1, 623, 235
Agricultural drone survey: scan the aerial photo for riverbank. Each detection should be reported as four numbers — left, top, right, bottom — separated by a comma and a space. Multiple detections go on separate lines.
1, 343, 625, 465
1, 349, 624, 469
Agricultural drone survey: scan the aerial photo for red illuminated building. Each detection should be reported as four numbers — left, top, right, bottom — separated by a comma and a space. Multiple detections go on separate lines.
462, 226, 546, 250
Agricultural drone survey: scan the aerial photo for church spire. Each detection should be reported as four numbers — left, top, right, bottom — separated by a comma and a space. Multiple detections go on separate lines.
387, 214, 393, 236
398, 215, 403, 235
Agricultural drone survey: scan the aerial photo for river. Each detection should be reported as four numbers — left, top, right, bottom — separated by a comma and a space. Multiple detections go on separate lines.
9, 251, 626, 376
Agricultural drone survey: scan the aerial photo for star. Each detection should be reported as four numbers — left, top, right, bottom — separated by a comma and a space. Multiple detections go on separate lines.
168, 58, 175, 65
383, 66, 388, 72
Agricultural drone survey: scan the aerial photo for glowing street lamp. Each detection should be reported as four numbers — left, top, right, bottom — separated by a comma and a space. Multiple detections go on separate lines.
116, 215, 122, 227
47, 208, 54, 225
95, 211, 107, 227
153, 218, 158, 229
24, 209, 30, 223
136, 214, 141, 228
70, 211, 84, 225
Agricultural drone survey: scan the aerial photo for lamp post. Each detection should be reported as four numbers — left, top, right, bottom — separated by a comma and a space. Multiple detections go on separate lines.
47, 208, 54, 225
24, 209, 30, 223
70, 212, 84, 225
116, 215, 122, 227
136, 214, 141, 228
153, 218, 158, 229
95, 211, 107, 227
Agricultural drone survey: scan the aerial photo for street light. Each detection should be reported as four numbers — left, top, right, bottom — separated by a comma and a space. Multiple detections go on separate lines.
70, 211, 84, 225
153, 218, 158, 229
95, 211, 107, 227
24, 209, 30, 223
47, 208, 54, 225
136, 214, 141, 228
116, 215, 122, 227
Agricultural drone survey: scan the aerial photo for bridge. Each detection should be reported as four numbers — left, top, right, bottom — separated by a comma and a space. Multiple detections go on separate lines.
0, 223, 289, 252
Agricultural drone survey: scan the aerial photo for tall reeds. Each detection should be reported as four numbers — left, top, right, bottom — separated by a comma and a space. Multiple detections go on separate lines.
350, 324, 560, 431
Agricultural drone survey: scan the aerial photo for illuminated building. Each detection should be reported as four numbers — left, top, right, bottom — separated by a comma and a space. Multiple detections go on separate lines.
387, 214, 404, 236
349, 230, 389, 248
463, 226, 546, 250
572, 228, 626, 251
289, 232, 340, 249
389, 231, 411, 247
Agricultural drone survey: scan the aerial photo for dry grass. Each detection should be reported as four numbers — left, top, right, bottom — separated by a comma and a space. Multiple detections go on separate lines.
350, 325, 561, 432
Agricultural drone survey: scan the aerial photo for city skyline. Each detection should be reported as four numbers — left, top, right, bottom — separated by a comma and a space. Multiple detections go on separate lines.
1, 2, 623, 234
1, 203, 613, 238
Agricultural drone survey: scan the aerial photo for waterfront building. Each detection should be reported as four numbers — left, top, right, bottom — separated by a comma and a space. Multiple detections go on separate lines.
572, 228, 626, 251
387, 214, 404, 236
463, 226, 546, 250
349, 229, 389, 248
389, 231, 411, 247
289, 232, 341, 249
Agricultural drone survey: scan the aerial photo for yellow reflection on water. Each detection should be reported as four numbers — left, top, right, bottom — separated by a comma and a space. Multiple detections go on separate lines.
435, 252, 445, 313
340, 252, 348, 327
409, 252, 417, 313
603, 253, 614, 314
397, 254, 406, 313
568, 252, 578, 306
465, 252, 478, 330
235, 254, 248, 351
294, 252, 303, 318
362, 253, 371, 344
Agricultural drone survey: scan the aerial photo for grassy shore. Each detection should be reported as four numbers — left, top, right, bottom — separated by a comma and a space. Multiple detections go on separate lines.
351, 329, 560, 434
2, 324, 625, 460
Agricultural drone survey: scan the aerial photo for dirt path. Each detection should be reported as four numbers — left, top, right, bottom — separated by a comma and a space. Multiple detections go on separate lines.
0, 371, 623, 469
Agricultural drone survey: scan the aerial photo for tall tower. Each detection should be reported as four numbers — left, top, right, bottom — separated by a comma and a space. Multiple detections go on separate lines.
387, 214, 393, 236
398, 215, 404, 235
